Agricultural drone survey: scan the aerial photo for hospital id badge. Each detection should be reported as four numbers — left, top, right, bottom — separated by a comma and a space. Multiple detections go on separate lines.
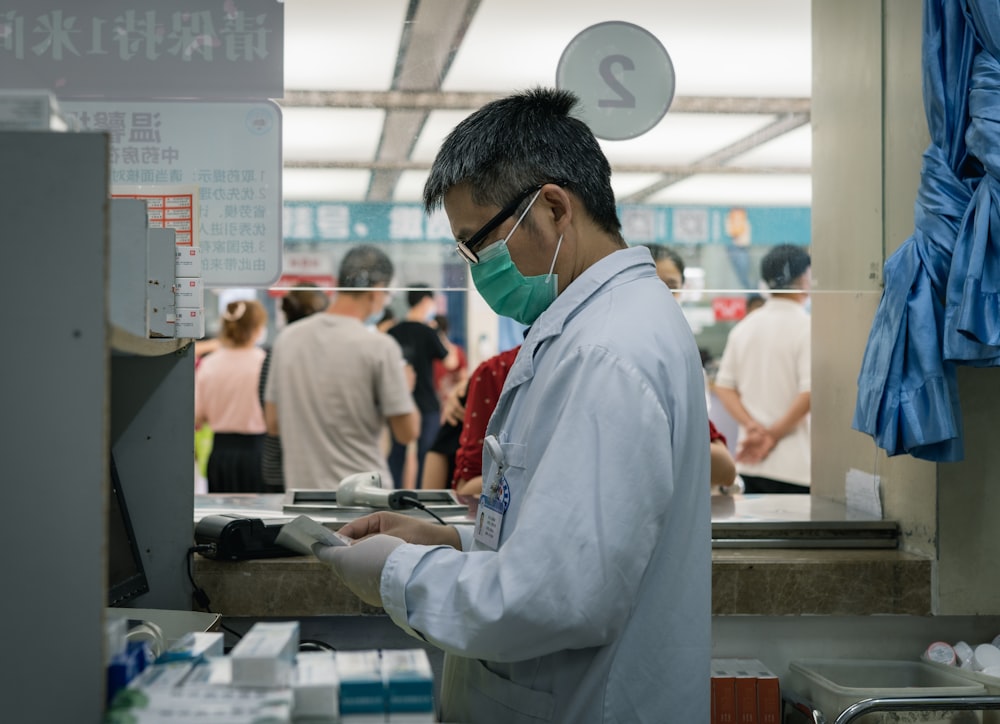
475, 466, 509, 550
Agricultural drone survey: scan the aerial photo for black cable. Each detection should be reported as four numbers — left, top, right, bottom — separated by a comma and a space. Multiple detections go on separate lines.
187, 545, 214, 610
405, 499, 447, 525
220, 622, 244, 641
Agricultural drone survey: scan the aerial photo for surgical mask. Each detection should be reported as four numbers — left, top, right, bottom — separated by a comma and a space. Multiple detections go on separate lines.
364, 311, 383, 327
470, 192, 563, 325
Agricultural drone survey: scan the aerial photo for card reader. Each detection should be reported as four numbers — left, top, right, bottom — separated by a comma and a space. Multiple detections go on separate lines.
195, 514, 299, 560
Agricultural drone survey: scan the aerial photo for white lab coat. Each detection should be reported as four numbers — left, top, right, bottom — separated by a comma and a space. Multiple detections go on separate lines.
381, 247, 711, 723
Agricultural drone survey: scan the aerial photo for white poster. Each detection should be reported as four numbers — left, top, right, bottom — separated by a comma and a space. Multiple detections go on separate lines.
63, 100, 282, 287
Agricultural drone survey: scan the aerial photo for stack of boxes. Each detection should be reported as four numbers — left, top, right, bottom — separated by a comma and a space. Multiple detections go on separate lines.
106, 621, 436, 723
710, 658, 781, 724
174, 243, 204, 339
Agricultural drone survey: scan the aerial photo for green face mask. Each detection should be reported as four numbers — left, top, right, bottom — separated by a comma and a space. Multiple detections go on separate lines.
470, 192, 563, 326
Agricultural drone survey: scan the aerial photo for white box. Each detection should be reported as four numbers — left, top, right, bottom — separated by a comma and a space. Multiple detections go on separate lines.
337, 650, 384, 717
229, 621, 300, 688
292, 651, 339, 718
382, 649, 434, 715
174, 307, 205, 339
786, 658, 986, 723
174, 277, 204, 307
161, 631, 225, 661
175, 246, 201, 277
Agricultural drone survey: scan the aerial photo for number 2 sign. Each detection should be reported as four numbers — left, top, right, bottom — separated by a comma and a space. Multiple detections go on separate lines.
556, 21, 675, 141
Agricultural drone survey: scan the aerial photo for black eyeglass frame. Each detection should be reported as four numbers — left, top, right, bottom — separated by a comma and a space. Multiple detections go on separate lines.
455, 181, 565, 264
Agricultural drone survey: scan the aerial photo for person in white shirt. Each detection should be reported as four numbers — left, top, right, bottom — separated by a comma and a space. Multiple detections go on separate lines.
715, 243, 812, 493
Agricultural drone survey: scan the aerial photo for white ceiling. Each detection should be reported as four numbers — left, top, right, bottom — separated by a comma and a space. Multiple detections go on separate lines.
278, 0, 812, 207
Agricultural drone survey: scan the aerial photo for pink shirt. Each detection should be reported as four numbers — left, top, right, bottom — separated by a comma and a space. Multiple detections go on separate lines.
194, 346, 267, 434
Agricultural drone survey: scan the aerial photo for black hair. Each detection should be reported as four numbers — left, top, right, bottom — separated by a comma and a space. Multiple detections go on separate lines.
423, 87, 622, 240
760, 244, 811, 289
641, 243, 686, 281
282, 282, 328, 323
407, 283, 433, 308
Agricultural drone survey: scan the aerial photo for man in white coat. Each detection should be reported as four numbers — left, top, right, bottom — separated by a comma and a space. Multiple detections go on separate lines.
316, 87, 711, 723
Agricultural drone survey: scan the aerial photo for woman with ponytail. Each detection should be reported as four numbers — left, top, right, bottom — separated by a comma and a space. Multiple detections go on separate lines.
194, 298, 269, 492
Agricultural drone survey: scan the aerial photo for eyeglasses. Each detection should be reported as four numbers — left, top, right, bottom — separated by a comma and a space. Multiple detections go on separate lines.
456, 182, 562, 264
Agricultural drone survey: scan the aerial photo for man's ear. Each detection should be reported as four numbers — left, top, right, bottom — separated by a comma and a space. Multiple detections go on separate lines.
540, 183, 573, 233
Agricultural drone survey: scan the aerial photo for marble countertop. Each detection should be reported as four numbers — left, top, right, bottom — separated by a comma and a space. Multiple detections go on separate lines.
192, 493, 930, 617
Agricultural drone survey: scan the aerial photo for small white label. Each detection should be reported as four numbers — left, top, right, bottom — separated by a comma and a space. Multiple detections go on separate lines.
845, 468, 882, 518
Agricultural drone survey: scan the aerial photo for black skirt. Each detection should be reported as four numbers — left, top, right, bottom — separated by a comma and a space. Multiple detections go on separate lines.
207, 433, 267, 493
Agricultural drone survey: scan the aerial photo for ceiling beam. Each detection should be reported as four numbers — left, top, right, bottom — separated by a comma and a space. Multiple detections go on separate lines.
285, 159, 809, 175
367, 0, 482, 201
620, 112, 811, 202
279, 90, 810, 116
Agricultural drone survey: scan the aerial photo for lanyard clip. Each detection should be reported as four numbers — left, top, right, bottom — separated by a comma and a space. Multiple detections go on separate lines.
484, 434, 505, 469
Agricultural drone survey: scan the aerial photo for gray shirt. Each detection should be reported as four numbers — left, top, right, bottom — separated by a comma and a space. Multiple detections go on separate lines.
264, 313, 414, 489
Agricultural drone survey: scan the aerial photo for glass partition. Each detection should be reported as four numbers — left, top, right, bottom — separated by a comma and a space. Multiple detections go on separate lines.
193, 0, 825, 506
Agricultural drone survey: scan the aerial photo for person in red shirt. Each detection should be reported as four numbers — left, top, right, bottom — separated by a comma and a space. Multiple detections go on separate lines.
451, 345, 520, 496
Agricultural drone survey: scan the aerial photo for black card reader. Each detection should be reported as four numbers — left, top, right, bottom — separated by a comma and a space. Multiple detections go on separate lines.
194, 514, 300, 560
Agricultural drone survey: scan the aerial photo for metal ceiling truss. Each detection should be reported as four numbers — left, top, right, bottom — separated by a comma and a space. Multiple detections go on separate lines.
281, 0, 810, 201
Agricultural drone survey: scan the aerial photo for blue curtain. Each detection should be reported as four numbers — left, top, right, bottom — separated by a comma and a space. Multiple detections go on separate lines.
853, 0, 1000, 461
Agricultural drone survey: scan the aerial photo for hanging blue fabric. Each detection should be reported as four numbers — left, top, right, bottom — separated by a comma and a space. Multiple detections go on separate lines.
945, 4, 1000, 364
852, 0, 992, 462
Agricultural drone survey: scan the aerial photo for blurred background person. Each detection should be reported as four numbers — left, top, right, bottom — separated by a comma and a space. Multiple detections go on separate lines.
256, 282, 329, 492
386, 284, 460, 488
715, 244, 812, 493
432, 313, 467, 408
194, 299, 269, 493
641, 242, 686, 291
264, 245, 418, 490
375, 305, 396, 333
420, 344, 520, 500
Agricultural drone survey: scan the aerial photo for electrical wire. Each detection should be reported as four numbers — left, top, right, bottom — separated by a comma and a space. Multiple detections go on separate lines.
187, 545, 214, 610
299, 639, 336, 652
405, 499, 447, 525
220, 622, 244, 641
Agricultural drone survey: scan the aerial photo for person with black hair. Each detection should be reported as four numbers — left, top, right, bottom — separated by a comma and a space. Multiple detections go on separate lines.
715, 243, 812, 493
263, 246, 419, 490
385, 284, 459, 488
641, 242, 686, 291
313, 88, 711, 723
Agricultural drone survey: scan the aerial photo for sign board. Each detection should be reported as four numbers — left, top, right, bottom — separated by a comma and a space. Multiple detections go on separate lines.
269, 251, 335, 298
63, 100, 283, 287
0, 0, 283, 99
713, 296, 748, 322
556, 21, 674, 140
282, 201, 812, 248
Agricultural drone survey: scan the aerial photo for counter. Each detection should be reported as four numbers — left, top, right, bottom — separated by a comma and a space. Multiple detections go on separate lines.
192, 493, 932, 617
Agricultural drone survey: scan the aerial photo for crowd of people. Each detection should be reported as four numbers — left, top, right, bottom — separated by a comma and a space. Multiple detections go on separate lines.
194, 220, 810, 501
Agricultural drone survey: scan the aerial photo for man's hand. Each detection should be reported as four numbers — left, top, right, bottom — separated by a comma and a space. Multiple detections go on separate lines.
338, 511, 461, 549
313, 534, 404, 607
736, 424, 777, 464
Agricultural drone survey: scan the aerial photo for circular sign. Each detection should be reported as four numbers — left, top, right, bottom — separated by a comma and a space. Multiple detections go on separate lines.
556, 21, 675, 141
